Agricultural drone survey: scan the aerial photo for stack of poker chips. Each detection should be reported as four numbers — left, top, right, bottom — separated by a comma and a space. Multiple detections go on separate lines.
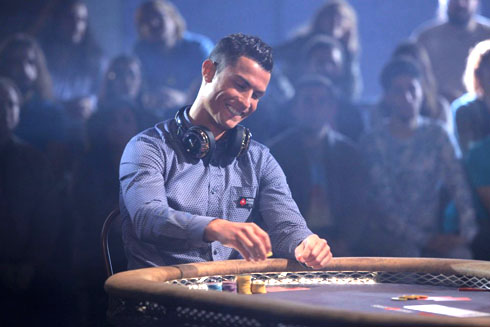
222, 278, 237, 293
237, 275, 252, 294
251, 280, 267, 294
237, 275, 268, 294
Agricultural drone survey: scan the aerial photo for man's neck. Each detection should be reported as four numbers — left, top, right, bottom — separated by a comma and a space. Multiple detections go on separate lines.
447, 17, 477, 31
188, 101, 226, 140
389, 116, 418, 139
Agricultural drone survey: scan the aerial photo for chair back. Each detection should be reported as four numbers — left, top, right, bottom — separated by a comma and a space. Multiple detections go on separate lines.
101, 208, 122, 277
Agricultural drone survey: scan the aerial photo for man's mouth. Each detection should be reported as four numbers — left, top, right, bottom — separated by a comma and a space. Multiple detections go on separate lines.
226, 104, 243, 117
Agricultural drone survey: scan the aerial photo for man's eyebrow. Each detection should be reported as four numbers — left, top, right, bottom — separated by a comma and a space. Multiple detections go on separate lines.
236, 75, 266, 97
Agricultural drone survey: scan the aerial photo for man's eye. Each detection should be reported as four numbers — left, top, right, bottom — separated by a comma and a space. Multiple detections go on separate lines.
236, 82, 246, 90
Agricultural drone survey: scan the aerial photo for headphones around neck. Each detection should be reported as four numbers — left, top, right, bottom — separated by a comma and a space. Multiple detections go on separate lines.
175, 106, 252, 159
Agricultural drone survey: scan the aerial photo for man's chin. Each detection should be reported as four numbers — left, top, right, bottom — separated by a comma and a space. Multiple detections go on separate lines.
448, 14, 471, 26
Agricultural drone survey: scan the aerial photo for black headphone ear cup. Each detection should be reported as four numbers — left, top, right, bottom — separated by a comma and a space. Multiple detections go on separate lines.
226, 125, 251, 158
182, 126, 215, 159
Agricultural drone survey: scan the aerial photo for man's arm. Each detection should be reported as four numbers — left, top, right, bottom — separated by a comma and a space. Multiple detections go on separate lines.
258, 149, 332, 267
120, 134, 215, 248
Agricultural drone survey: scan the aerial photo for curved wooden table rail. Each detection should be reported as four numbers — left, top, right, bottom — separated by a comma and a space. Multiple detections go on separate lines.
105, 257, 490, 327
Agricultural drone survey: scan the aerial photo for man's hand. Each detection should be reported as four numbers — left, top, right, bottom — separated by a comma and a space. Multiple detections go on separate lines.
295, 234, 332, 269
204, 219, 272, 261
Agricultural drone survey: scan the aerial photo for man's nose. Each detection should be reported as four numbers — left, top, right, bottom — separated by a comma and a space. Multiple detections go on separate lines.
239, 90, 253, 110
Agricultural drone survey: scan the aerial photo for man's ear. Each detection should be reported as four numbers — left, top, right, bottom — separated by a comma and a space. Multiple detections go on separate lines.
202, 59, 217, 83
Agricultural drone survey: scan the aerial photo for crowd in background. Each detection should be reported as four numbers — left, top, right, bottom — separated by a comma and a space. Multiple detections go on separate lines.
1, 0, 490, 325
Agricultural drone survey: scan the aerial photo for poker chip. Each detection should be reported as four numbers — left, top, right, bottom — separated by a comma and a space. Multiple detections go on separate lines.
206, 277, 222, 291
391, 294, 428, 301
237, 275, 252, 294
207, 282, 222, 291
251, 280, 267, 294
222, 280, 237, 293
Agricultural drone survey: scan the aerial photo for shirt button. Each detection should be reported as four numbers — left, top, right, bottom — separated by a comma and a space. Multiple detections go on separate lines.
213, 250, 218, 255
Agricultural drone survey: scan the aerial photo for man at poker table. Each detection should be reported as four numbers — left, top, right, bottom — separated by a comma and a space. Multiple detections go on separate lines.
119, 33, 332, 270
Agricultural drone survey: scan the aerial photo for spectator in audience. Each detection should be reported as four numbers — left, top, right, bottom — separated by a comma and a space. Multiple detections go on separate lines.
393, 41, 453, 133
0, 0, 48, 42
99, 55, 160, 129
39, 0, 103, 119
0, 34, 64, 157
465, 135, 490, 260
133, 0, 213, 112
99, 55, 143, 105
301, 35, 354, 101
413, 0, 490, 103
276, 0, 362, 100
298, 35, 364, 140
0, 77, 61, 324
71, 99, 139, 325
269, 75, 366, 256
360, 58, 477, 258
454, 39, 490, 155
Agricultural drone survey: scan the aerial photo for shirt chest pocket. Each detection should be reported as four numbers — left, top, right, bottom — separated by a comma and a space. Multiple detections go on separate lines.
226, 186, 257, 223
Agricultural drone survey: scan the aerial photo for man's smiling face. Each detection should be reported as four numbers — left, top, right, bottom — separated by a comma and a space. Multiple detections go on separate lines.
201, 56, 270, 135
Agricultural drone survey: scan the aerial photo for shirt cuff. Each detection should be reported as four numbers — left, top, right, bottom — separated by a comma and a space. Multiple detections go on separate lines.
186, 215, 218, 247
283, 230, 314, 259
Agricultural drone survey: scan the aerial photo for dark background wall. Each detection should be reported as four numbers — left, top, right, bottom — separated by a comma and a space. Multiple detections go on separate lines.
86, 0, 490, 101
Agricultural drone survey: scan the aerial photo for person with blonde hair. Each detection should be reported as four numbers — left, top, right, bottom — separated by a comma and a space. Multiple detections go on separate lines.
454, 39, 490, 155
412, 0, 490, 103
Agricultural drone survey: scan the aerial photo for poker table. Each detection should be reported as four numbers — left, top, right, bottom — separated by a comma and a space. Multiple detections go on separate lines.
104, 257, 490, 326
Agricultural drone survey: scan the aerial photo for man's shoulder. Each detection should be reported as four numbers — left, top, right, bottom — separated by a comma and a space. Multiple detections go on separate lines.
128, 119, 175, 149
475, 15, 490, 30
182, 31, 214, 54
456, 98, 486, 118
412, 19, 445, 40
247, 138, 271, 157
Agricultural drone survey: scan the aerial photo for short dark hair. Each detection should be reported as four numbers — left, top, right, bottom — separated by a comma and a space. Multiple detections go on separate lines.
303, 35, 344, 60
380, 57, 421, 91
209, 33, 273, 73
294, 74, 340, 100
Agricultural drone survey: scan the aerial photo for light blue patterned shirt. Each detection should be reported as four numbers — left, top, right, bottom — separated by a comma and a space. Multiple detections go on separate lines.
360, 118, 477, 256
119, 118, 312, 269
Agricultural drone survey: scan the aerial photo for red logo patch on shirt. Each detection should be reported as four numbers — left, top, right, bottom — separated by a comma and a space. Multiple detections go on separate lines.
237, 197, 254, 209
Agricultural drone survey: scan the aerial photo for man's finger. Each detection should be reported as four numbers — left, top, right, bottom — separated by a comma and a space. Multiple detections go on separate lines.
295, 242, 306, 262
299, 239, 313, 260
256, 227, 272, 255
310, 238, 327, 258
236, 232, 256, 260
234, 242, 251, 261
305, 244, 331, 268
308, 243, 330, 266
310, 251, 333, 269
243, 227, 267, 260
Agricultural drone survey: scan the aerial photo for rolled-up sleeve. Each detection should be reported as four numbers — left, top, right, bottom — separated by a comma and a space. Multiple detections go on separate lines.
120, 135, 215, 247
